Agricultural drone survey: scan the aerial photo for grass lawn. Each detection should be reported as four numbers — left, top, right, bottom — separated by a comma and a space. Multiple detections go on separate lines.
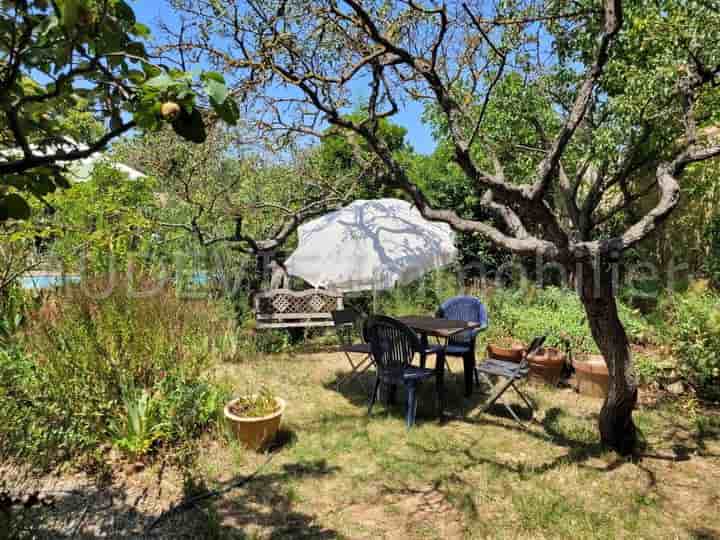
5, 352, 720, 539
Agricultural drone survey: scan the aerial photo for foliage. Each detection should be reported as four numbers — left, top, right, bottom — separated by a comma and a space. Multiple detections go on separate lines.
0, 220, 45, 295
0, 0, 237, 221
227, 387, 279, 418
665, 290, 720, 401
42, 163, 160, 273
111, 387, 169, 459
0, 284, 28, 345
482, 286, 650, 354
634, 354, 665, 386
0, 279, 229, 464
372, 269, 462, 317
704, 211, 720, 287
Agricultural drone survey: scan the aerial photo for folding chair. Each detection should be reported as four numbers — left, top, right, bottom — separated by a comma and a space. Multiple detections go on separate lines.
331, 309, 373, 388
476, 335, 546, 424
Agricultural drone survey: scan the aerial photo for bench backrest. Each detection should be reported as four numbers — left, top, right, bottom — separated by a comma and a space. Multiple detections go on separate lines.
254, 289, 344, 329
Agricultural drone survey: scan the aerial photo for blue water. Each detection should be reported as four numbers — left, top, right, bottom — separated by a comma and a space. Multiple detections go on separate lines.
20, 275, 81, 289
19, 273, 208, 289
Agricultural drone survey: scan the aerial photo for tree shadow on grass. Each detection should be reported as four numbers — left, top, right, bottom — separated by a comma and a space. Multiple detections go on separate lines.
205, 459, 341, 539
323, 363, 491, 425
6, 458, 341, 539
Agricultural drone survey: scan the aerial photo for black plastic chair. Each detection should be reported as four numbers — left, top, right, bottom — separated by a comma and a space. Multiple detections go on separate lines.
331, 309, 373, 388
365, 315, 446, 428
476, 335, 546, 424
436, 296, 488, 395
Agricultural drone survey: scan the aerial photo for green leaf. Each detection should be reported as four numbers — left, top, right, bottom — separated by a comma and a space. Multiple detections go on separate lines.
59, 0, 81, 30
133, 23, 152, 38
205, 79, 228, 106
115, 1, 137, 25
201, 71, 225, 84
126, 42, 146, 58
32, 175, 57, 196
54, 174, 71, 189
213, 97, 240, 126
145, 72, 175, 90
171, 108, 207, 143
0, 194, 32, 221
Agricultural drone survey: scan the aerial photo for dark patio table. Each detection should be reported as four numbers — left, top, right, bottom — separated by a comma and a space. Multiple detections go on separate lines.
397, 316, 487, 397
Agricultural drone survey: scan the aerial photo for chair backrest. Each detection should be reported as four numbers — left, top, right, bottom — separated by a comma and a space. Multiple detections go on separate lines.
520, 335, 547, 369
365, 315, 420, 377
331, 308, 364, 346
437, 296, 488, 344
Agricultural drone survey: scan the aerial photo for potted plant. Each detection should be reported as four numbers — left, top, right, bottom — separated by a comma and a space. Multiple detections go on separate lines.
224, 388, 286, 450
526, 346, 566, 386
572, 353, 610, 398
487, 337, 526, 363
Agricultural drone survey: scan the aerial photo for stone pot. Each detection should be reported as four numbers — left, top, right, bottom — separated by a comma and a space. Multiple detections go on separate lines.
572, 355, 609, 398
224, 397, 286, 451
487, 342, 525, 363
527, 347, 566, 386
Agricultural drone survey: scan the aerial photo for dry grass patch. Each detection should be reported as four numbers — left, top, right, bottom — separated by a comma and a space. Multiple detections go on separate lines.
4, 351, 719, 539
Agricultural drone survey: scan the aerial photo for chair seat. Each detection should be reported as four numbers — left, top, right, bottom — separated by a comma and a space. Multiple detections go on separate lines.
420, 344, 445, 355
379, 365, 437, 383
340, 343, 372, 354
402, 366, 437, 381
445, 344, 471, 355
477, 358, 527, 379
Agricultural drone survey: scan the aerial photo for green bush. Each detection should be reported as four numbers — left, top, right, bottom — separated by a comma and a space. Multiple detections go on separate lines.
665, 290, 720, 401
0, 279, 229, 465
705, 213, 720, 287
373, 269, 461, 316
481, 286, 651, 354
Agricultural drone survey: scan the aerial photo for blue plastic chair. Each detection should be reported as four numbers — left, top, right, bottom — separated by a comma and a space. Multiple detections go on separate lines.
436, 296, 489, 396
365, 315, 446, 427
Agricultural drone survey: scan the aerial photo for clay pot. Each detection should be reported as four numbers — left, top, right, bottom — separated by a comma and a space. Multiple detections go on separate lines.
487, 343, 525, 363
572, 355, 609, 398
527, 347, 566, 386
224, 397, 286, 451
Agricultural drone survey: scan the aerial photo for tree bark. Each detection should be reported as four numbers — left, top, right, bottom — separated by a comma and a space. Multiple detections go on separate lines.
577, 259, 638, 455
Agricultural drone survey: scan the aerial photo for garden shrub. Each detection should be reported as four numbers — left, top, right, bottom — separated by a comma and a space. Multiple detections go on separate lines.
481, 286, 651, 354
705, 213, 720, 288
0, 278, 230, 466
665, 290, 720, 401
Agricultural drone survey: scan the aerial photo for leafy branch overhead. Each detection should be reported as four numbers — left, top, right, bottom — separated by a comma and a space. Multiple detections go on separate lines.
0, 0, 239, 221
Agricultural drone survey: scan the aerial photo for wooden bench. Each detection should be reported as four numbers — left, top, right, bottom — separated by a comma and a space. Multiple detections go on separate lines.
254, 289, 344, 329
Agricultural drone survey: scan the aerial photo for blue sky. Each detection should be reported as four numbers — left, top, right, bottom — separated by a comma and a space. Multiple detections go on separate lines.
132, 1, 438, 155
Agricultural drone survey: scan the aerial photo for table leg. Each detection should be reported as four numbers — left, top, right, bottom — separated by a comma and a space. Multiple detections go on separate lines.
463, 351, 474, 397
436, 349, 446, 421
420, 333, 428, 368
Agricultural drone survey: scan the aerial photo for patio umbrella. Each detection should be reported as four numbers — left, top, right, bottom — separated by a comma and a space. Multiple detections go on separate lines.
284, 198, 458, 292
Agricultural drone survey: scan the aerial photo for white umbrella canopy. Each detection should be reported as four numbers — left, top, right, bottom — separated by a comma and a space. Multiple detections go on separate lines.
285, 198, 458, 292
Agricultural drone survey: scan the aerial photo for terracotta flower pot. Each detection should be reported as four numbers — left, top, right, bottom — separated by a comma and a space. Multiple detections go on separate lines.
572, 355, 609, 398
487, 342, 525, 363
224, 397, 286, 451
527, 347, 566, 386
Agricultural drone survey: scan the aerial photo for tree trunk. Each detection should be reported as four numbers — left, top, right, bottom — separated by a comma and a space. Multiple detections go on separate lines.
577, 259, 638, 456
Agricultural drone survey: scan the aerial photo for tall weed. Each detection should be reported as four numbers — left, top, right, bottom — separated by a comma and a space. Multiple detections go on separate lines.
0, 278, 231, 465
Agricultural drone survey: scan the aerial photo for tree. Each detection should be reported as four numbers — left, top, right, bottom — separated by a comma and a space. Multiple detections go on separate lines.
0, 0, 239, 222
42, 163, 160, 275
166, 0, 720, 454
116, 125, 358, 293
